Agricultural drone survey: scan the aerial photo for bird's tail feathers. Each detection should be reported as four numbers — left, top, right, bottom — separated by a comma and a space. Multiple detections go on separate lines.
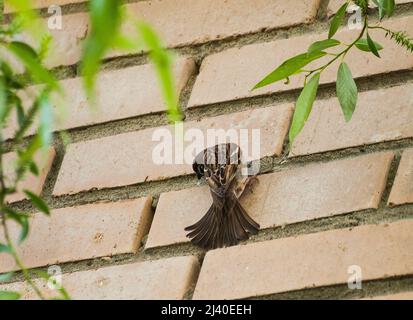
185, 197, 259, 250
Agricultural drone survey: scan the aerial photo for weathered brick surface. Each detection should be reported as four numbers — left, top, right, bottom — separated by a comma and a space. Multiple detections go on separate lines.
188, 16, 413, 108
193, 220, 413, 299
388, 148, 413, 206
2, 0, 412, 301
53, 103, 293, 195
122, 0, 321, 49
291, 84, 413, 156
3, 58, 195, 140
4, 148, 55, 203
328, 0, 413, 16
4, 13, 89, 70
32, 12, 89, 69
4, 0, 85, 12
146, 152, 393, 249
0, 256, 200, 300
0, 198, 153, 273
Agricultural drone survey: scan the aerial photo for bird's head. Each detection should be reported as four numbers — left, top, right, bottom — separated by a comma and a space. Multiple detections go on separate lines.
192, 161, 205, 180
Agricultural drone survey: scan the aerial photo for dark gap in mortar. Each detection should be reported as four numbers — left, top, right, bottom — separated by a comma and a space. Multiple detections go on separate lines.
67, 112, 170, 143
180, 63, 202, 114
184, 253, 206, 300
40, 133, 67, 200
3, 204, 412, 285
246, 206, 413, 245
42, 174, 200, 211
91, 53, 149, 75
8, 136, 413, 213
277, 136, 413, 172
3, 242, 205, 285
3, 6, 412, 86
5, 68, 412, 150
184, 69, 413, 123
249, 275, 413, 300
379, 152, 402, 208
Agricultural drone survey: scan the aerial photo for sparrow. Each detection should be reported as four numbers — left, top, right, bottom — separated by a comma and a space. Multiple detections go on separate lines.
185, 143, 260, 250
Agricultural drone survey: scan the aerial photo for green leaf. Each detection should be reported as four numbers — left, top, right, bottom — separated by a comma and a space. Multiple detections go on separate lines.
374, 0, 395, 18
8, 41, 58, 89
337, 62, 358, 122
378, 4, 386, 20
38, 95, 53, 147
137, 22, 181, 122
329, 2, 349, 39
355, 38, 384, 52
0, 76, 6, 124
253, 51, 327, 89
89, 0, 123, 44
308, 39, 341, 54
289, 73, 320, 145
13, 90, 45, 142
0, 243, 12, 254
0, 272, 15, 283
3, 207, 22, 222
0, 291, 21, 300
10, 41, 38, 59
38, 34, 52, 62
16, 101, 25, 129
6, 0, 46, 41
3, 208, 30, 244
384, 0, 395, 17
367, 33, 381, 57
81, 0, 123, 101
33, 270, 71, 300
29, 161, 39, 176
18, 215, 30, 244
17, 134, 42, 171
24, 190, 50, 215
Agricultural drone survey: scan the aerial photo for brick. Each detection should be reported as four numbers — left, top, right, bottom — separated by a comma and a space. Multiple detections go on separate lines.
3, 57, 195, 140
193, 220, 413, 299
146, 152, 393, 249
9, 13, 89, 69
188, 16, 413, 108
0, 198, 153, 273
53, 103, 293, 195
1, 13, 88, 69
120, 0, 321, 50
388, 148, 413, 206
364, 292, 413, 300
4, 0, 85, 12
328, 0, 412, 16
4, 148, 55, 203
0, 256, 200, 300
291, 84, 413, 156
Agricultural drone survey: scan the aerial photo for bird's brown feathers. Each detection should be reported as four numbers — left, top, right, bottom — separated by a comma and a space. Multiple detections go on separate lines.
185, 143, 260, 249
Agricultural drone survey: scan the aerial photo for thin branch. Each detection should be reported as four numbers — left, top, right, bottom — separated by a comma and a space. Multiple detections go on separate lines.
0, 132, 45, 300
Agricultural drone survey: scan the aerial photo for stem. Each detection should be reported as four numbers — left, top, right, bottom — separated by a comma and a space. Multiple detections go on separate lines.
0, 133, 45, 300
305, 15, 368, 78
0, 216, 45, 300
368, 25, 391, 32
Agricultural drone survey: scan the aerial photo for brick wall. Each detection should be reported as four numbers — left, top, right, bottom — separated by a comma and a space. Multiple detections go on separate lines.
1, 0, 413, 300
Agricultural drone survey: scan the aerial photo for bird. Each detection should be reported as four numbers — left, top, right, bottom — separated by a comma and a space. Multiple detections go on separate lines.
185, 143, 260, 250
